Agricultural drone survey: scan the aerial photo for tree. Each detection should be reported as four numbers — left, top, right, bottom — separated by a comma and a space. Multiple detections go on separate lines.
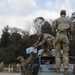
41, 21, 52, 34
10, 32, 22, 50
34, 17, 52, 34
0, 25, 10, 48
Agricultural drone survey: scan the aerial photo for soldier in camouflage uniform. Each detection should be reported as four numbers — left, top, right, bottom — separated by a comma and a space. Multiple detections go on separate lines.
52, 10, 74, 75
32, 33, 55, 56
70, 12, 75, 56
17, 51, 35, 75
0, 61, 4, 72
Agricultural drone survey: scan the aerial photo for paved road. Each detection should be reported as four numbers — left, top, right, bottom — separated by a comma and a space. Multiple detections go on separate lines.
0, 72, 74, 75
0, 72, 20, 75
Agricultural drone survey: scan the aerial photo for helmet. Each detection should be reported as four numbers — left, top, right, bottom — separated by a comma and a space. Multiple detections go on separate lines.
17, 56, 24, 60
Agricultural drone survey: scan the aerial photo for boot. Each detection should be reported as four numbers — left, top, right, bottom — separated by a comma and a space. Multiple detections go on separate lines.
54, 68, 60, 73
64, 68, 68, 75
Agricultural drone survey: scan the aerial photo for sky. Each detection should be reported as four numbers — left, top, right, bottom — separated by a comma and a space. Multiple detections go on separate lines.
0, 0, 75, 36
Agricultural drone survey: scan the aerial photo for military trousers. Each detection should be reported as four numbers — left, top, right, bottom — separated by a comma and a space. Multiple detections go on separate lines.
55, 32, 69, 68
42, 38, 53, 55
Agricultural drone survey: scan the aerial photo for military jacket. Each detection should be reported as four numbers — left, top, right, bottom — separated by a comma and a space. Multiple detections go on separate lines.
34, 33, 55, 47
52, 16, 73, 33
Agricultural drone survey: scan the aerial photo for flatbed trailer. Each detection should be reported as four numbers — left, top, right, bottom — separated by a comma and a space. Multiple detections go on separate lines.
33, 56, 75, 75
38, 71, 73, 75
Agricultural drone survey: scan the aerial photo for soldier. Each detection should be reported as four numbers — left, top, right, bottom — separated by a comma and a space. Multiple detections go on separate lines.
32, 32, 55, 56
17, 51, 35, 75
71, 12, 75, 38
0, 61, 4, 72
70, 12, 75, 56
52, 10, 74, 75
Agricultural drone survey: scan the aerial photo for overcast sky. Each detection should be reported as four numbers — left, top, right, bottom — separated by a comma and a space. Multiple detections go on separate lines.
0, 0, 75, 36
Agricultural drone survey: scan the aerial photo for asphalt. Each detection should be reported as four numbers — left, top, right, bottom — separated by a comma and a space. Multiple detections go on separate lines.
0, 72, 20, 75
0, 72, 74, 75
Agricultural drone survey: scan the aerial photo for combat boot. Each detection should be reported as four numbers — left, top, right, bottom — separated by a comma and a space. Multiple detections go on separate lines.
64, 68, 68, 75
54, 68, 60, 73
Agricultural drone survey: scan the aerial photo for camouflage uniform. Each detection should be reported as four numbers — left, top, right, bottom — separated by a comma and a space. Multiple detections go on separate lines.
0, 61, 4, 71
70, 12, 75, 56
17, 53, 34, 75
33, 33, 55, 55
71, 12, 75, 38
52, 10, 73, 69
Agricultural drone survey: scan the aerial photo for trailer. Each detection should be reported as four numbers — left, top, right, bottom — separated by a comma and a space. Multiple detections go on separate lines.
32, 56, 75, 75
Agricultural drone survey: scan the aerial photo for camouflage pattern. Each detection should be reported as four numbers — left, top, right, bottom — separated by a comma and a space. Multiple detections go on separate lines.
17, 56, 24, 60
71, 12, 75, 37
71, 12, 75, 22
71, 12, 75, 29
33, 33, 55, 56
55, 33, 69, 68
17, 53, 34, 75
52, 16, 74, 69
52, 17, 73, 33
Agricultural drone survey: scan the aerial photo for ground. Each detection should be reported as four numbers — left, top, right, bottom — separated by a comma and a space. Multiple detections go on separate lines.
0, 71, 74, 75
0, 72, 20, 75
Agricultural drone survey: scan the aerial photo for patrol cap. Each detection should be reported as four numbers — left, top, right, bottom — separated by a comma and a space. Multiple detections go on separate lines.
60, 10, 66, 15
17, 56, 24, 60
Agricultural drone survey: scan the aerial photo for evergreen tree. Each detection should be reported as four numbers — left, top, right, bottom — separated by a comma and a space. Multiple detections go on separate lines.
0, 25, 10, 47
